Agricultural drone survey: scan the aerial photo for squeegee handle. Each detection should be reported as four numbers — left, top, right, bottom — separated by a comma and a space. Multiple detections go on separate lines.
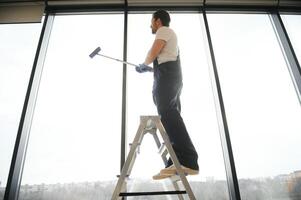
97, 53, 139, 68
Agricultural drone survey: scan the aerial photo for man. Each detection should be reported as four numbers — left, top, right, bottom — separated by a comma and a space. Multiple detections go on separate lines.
136, 10, 199, 180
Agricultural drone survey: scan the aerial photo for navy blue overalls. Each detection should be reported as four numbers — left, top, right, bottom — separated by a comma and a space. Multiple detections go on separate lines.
152, 56, 199, 170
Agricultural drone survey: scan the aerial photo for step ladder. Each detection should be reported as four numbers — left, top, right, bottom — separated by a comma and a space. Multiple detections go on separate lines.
111, 115, 196, 200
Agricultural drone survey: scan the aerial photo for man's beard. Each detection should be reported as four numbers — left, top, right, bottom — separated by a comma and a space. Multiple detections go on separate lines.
152, 28, 156, 34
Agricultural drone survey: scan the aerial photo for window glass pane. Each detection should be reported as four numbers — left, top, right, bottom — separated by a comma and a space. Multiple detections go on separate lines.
127, 13, 229, 199
19, 14, 123, 200
208, 13, 301, 199
0, 23, 41, 199
281, 14, 301, 64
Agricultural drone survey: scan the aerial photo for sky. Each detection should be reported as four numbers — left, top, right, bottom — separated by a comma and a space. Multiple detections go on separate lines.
0, 13, 301, 188
0, 23, 42, 187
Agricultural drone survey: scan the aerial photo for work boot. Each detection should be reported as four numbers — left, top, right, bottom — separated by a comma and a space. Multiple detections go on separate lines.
160, 165, 199, 175
152, 173, 173, 180
152, 165, 199, 180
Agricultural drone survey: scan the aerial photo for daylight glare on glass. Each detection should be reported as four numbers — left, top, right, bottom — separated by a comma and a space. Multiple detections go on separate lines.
1, 6, 301, 200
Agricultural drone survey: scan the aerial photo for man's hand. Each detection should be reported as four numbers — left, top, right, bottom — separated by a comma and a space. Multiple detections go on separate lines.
135, 64, 153, 73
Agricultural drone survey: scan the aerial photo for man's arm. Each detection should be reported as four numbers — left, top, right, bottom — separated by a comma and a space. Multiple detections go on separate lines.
143, 39, 166, 65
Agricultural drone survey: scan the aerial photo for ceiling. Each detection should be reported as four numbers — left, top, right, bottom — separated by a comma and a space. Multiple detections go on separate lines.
0, 0, 300, 7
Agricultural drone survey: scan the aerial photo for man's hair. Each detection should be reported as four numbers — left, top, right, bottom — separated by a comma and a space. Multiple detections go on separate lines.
153, 9, 170, 27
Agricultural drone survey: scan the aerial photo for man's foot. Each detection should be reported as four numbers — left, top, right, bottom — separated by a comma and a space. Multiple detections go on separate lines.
160, 165, 199, 175
152, 165, 199, 180
152, 173, 173, 180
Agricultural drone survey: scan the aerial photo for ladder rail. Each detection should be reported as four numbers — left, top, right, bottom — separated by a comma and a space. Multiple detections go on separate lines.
171, 181, 185, 200
111, 116, 197, 200
152, 132, 169, 165
111, 120, 147, 200
151, 129, 185, 200
155, 117, 196, 200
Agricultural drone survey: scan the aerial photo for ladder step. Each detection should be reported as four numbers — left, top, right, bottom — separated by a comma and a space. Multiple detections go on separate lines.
158, 143, 168, 156
119, 190, 187, 196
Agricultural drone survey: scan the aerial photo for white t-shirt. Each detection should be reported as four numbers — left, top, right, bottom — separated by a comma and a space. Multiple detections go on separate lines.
154, 26, 178, 65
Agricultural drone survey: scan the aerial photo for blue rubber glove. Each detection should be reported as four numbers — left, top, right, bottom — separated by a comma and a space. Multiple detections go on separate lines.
135, 64, 153, 73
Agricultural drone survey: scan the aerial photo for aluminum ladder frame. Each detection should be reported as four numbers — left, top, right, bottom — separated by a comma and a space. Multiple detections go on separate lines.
111, 115, 196, 200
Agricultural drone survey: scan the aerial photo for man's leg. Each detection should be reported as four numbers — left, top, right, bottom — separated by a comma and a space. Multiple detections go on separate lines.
153, 81, 199, 171
160, 109, 199, 170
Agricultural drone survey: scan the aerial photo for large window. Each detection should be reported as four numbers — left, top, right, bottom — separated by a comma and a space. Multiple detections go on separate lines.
127, 13, 229, 199
281, 14, 301, 64
208, 13, 301, 199
18, 14, 124, 200
0, 23, 42, 200
2, 10, 300, 200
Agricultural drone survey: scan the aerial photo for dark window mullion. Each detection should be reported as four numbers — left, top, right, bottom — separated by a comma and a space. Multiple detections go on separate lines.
201, 9, 241, 200
4, 13, 54, 200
